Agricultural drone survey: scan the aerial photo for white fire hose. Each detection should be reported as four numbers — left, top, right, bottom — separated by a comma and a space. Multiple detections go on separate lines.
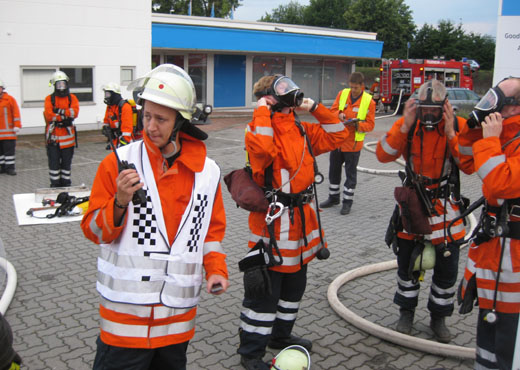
0, 257, 17, 315
328, 116, 477, 359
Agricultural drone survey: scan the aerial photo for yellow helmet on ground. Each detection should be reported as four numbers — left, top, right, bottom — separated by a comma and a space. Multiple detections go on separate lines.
270, 345, 311, 370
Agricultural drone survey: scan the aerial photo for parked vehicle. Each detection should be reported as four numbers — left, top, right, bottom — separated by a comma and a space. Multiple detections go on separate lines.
379, 58, 474, 112
467, 59, 480, 72
410, 87, 480, 113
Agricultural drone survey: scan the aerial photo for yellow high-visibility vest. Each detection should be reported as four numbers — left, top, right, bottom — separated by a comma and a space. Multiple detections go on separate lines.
338, 89, 372, 141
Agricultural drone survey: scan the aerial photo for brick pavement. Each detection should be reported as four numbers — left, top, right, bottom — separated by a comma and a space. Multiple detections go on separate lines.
0, 112, 481, 369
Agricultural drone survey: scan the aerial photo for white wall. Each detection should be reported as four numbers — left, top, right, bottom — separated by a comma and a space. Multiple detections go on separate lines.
0, 0, 151, 134
493, 1, 520, 85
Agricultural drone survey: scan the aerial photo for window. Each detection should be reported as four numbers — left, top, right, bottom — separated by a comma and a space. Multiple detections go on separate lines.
188, 54, 207, 103
21, 66, 94, 105
252, 56, 285, 101
120, 67, 135, 86
60, 67, 93, 102
165, 55, 184, 69
454, 90, 467, 100
292, 58, 322, 101
322, 60, 349, 101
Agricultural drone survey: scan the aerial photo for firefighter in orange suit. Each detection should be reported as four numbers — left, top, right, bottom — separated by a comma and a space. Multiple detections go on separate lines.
81, 64, 228, 370
321, 72, 376, 215
237, 75, 349, 370
102, 82, 133, 148
458, 77, 520, 369
44, 71, 79, 187
376, 80, 471, 343
0, 79, 22, 175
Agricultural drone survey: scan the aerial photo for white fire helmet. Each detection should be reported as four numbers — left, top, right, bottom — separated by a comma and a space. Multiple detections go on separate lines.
102, 82, 121, 95
49, 71, 69, 85
270, 345, 311, 370
413, 240, 436, 272
128, 64, 196, 120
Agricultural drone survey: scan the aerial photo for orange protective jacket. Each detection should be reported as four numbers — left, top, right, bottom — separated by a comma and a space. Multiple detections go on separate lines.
0, 92, 21, 141
459, 115, 520, 313
44, 94, 79, 149
81, 131, 228, 348
330, 89, 376, 152
245, 105, 349, 273
376, 116, 471, 245
103, 102, 133, 144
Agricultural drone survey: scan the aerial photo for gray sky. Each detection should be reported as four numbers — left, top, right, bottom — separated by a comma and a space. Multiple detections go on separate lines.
233, 0, 499, 37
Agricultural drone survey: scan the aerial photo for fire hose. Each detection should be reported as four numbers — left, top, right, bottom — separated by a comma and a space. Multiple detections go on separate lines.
0, 258, 17, 315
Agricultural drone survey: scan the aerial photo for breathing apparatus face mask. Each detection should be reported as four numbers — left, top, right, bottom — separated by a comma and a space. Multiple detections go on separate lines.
256, 76, 304, 112
467, 85, 520, 129
417, 84, 446, 131
104, 91, 121, 105
55, 80, 69, 97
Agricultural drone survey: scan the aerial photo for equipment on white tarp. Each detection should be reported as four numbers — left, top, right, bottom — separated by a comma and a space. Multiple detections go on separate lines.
26, 192, 89, 219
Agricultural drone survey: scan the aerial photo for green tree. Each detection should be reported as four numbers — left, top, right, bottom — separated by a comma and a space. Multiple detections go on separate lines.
259, 1, 306, 24
152, 0, 241, 18
342, 0, 415, 59
303, 0, 351, 29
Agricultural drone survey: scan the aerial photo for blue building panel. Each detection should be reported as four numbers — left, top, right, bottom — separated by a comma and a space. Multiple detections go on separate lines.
502, 0, 520, 16
152, 23, 383, 59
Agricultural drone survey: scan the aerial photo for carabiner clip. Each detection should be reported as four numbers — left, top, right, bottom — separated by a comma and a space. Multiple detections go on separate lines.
265, 201, 285, 225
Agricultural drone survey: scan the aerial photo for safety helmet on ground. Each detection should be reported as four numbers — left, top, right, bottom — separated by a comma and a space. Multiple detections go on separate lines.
270, 345, 311, 370
50, 71, 69, 85
375, 77, 380, 83
128, 64, 196, 120
102, 82, 121, 95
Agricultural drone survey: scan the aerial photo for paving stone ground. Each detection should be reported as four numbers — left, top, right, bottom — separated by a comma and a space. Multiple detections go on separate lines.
0, 111, 482, 369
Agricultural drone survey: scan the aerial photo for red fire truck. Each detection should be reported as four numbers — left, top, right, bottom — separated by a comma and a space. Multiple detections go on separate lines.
379, 58, 474, 111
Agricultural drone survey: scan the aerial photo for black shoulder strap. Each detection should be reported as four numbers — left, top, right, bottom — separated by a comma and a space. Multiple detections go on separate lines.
117, 99, 128, 119
51, 93, 71, 108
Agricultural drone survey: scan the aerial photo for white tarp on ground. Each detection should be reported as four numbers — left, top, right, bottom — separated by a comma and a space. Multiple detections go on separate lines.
13, 185, 90, 226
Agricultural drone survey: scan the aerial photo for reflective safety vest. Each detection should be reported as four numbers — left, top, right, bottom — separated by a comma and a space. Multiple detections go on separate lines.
338, 89, 372, 142
96, 141, 220, 309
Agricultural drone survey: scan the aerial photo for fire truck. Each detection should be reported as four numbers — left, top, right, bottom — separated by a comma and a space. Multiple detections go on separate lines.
379, 58, 474, 111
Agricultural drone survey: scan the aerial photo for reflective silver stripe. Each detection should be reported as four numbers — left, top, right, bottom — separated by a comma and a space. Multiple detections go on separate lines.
477, 154, 505, 180
149, 318, 195, 338
247, 124, 273, 137
329, 184, 340, 190
154, 305, 192, 319
70, 108, 76, 118
249, 229, 321, 252
397, 275, 418, 288
380, 136, 399, 156
13, 117, 20, 122
276, 312, 297, 321
396, 287, 419, 298
203, 241, 223, 255
161, 280, 200, 306
431, 222, 464, 240
431, 282, 456, 295
459, 145, 473, 156
474, 361, 494, 370
100, 318, 149, 338
98, 270, 164, 292
241, 308, 276, 322
321, 122, 345, 133
101, 297, 152, 318
476, 287, 520, 303
278, 299, 300, 309
476, 346, 497, 363
89, 209, 104, 242
428, 292, 454, 306
240, 321, 272, 335
477, 266, 520, 283
99, 248, 167, 270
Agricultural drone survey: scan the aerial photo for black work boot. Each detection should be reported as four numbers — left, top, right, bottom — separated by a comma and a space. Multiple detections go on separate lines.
320, 197, 340, 208
430, 316, 451, 343
268, 335, 312, 351
240, 356, 269, 370
396, 308, 414, 334
340, 201, 352, 215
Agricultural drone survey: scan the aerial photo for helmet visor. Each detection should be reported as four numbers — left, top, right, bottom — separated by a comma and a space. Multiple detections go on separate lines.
273, 76, 300, 96
475, 88, 499, 111
418, 103, 444, 125
55, 80, 67, 90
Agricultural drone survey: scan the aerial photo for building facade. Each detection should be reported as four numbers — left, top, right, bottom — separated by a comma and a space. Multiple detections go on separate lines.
2, 1, 383, 134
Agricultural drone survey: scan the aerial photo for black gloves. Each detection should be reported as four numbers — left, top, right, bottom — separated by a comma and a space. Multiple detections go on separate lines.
239, 239, 273, 299
457, 274, 478, 314
243, 265, 272, 299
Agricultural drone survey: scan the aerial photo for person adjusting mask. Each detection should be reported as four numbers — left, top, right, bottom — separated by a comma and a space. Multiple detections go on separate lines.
254, 75, 304, 112
416, 80, 447, 130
